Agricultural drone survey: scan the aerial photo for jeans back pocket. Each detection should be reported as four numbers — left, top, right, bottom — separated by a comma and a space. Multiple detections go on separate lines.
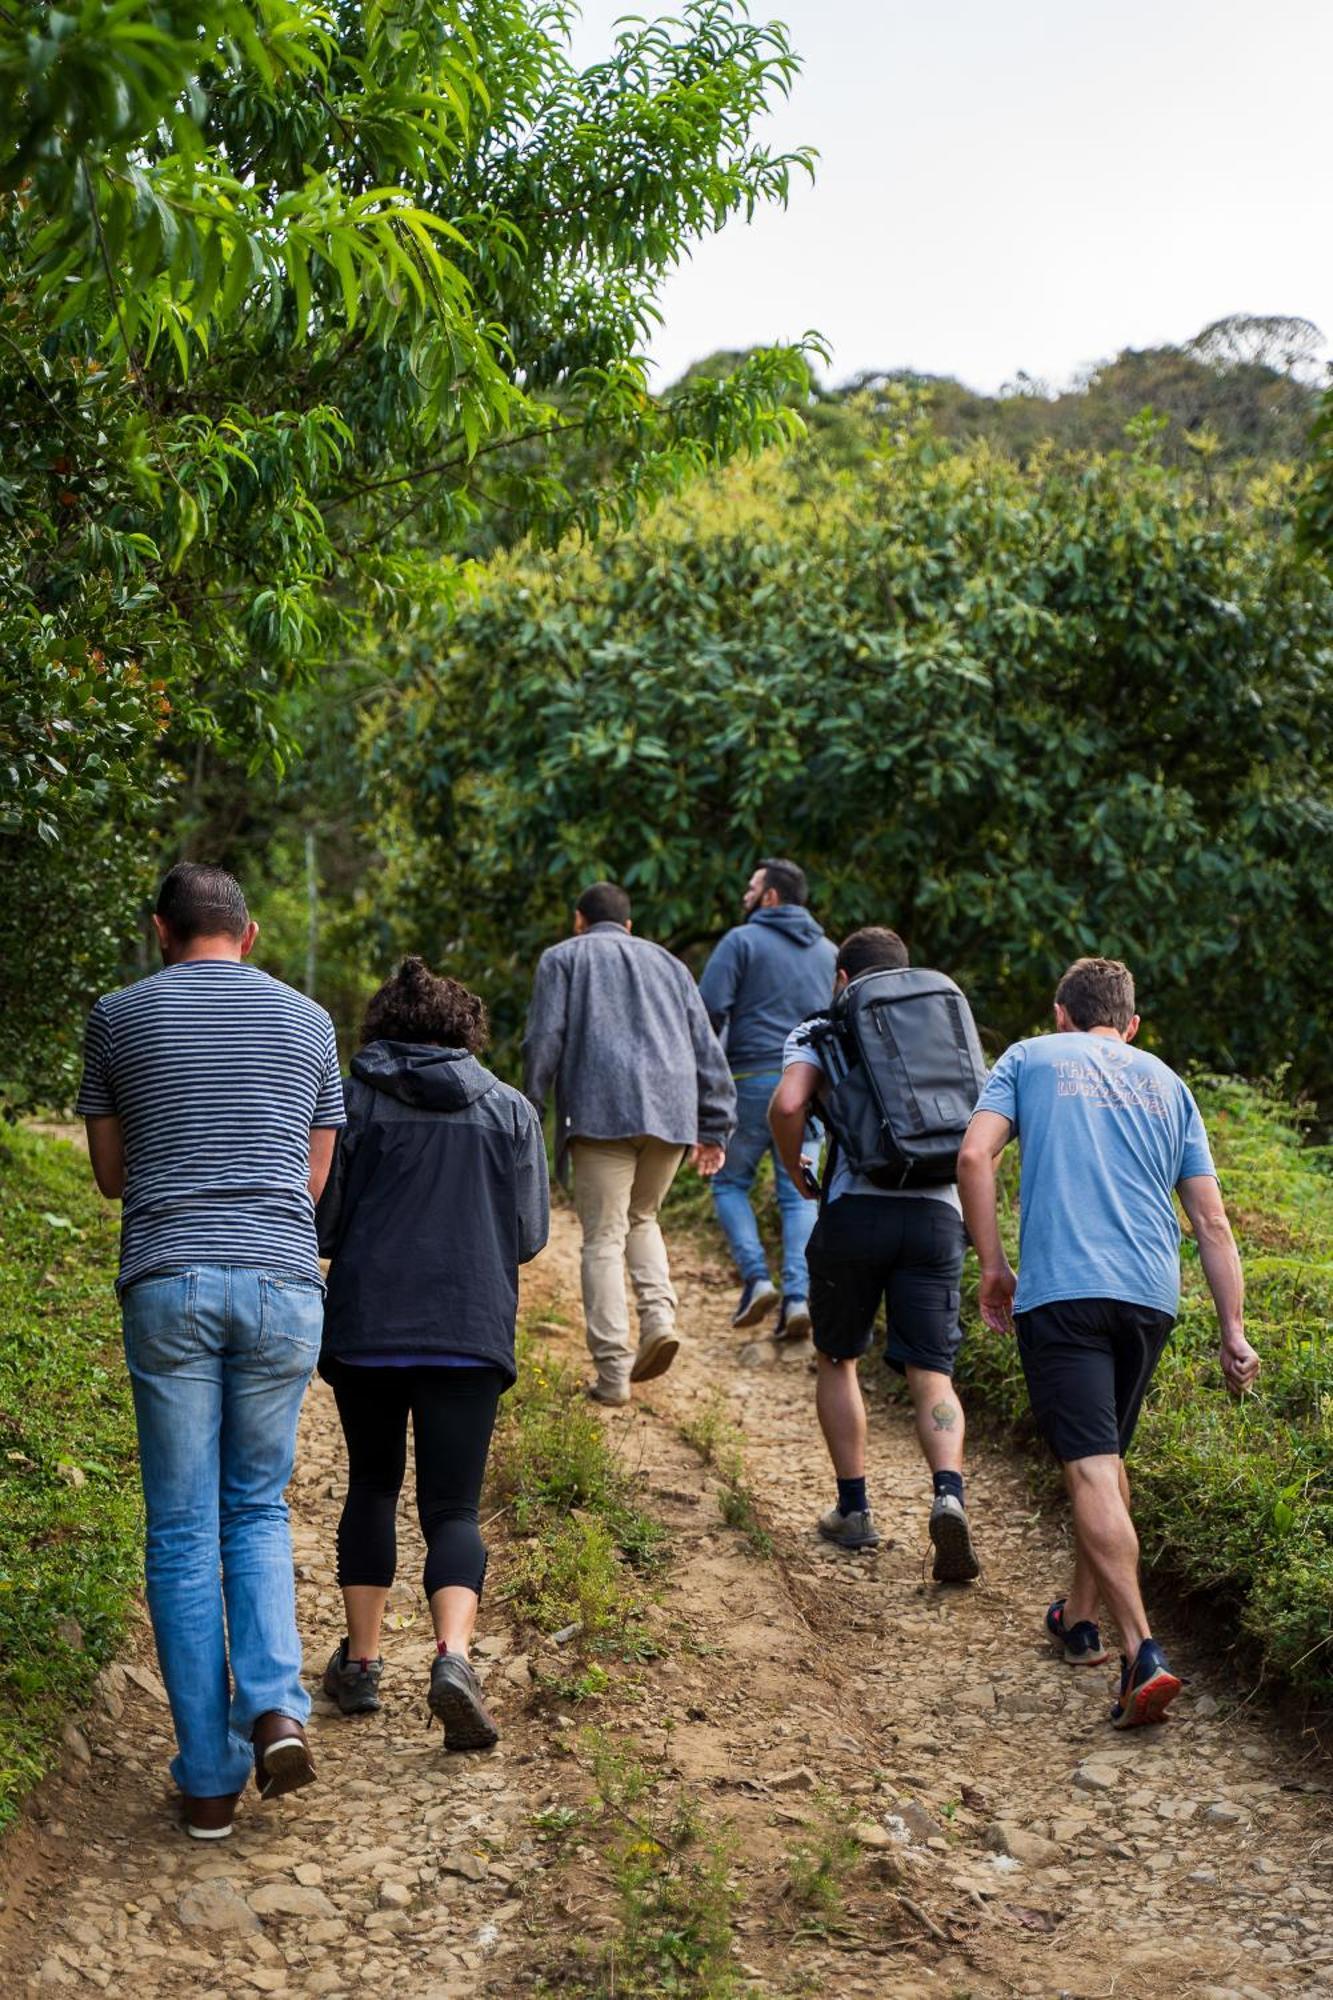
121, 1269, 201, 1374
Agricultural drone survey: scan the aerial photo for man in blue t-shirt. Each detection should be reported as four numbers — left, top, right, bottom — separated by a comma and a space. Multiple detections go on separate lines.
77, 863, 345, 1837
958, 957, 1258, 1730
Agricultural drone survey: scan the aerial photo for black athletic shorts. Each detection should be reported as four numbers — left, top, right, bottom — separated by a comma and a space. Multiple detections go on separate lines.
806, 1194, 966, 1376
1014, 1297, 1174, 1463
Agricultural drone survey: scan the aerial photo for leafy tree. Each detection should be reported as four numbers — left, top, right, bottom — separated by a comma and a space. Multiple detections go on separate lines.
1, 0, 818, 1103
367, 407, 1333, 1096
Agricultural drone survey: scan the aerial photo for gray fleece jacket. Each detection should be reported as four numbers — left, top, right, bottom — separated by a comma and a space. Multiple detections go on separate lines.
522, 924, 736, 1182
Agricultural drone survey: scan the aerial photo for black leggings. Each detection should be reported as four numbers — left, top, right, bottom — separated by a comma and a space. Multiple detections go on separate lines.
327, 1362, 505, 1599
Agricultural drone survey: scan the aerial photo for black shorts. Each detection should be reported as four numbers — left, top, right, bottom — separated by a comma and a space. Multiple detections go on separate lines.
806, 1194, 966, 1376
1015, 1298, 1174, 1463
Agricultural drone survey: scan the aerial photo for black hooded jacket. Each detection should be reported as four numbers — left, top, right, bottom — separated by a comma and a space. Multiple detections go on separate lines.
316, 1040, 550, 1383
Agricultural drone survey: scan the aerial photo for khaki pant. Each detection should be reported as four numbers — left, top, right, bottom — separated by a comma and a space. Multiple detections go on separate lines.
569, 1137, 686, 1386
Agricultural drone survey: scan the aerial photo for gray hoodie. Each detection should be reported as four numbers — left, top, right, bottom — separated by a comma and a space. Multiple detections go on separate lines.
698, 904, 838, 1071
523, 924, 736, 1183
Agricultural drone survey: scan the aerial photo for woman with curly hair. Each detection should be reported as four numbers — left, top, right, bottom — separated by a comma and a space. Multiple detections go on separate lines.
315, 957, 549, 1749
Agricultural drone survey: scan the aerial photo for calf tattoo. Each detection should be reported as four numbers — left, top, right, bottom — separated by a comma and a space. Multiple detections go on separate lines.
931, 1400, 958, 1431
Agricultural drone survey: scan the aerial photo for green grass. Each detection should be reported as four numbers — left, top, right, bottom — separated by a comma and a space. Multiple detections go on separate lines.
679, 1394, 774, 1557
956, 1076, 1333, 1701
490, 1326, 670, 1682
0, 1127, 141, 1831
575, 1730, 750, 1999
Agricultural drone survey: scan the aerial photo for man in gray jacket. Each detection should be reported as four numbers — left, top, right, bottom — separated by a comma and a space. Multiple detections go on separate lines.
698, 858, 837, 1341
523, 882, 736, 1404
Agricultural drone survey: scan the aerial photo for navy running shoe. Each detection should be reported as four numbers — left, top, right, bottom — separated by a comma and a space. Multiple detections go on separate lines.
732, 1277, 779, 1329
1045, 1598, 1109, 1666
1110, 1637, 1181, 1728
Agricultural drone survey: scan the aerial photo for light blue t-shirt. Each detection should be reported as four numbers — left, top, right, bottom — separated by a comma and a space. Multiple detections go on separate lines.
974, 1032, 1216, 1317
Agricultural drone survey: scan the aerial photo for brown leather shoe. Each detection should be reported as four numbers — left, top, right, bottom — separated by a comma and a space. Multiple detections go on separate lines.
251, 1712, 316, 1801
183, 1791, 241, 1840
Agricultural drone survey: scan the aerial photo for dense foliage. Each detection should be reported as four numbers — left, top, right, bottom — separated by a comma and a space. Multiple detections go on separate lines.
0, 0, 817, 1103
958, 1078, 1333, 1703
359, 405, 1333, 1095
0, 1128, 139, 1831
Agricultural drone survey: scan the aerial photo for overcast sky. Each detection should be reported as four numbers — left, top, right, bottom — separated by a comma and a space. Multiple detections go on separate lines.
567, 0, 1333, 394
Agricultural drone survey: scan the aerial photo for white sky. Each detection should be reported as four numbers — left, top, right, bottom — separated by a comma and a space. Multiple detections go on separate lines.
567, 0, 1333, 394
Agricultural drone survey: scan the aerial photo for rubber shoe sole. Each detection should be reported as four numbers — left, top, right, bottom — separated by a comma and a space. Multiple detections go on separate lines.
429, 1662, 499, 1753
255, 1736, 316, 1801
929, 1499, 980, 1583
630, 1330, 680, 1383
733, 1282, 779, 1329
1111, 1666, 1182, 1729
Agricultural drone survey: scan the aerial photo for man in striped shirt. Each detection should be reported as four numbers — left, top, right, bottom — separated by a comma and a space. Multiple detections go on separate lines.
77, 862, 345, 1838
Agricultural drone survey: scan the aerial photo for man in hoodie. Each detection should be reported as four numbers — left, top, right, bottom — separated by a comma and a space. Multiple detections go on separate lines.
698, 858, 838, 1342
523, 881, 736, 1405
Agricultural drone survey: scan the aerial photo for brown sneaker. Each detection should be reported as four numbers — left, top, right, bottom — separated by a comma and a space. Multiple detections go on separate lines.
630, 1328, 680, 1383
183, 1792, 241, 1840
251, 1712, 316, 1800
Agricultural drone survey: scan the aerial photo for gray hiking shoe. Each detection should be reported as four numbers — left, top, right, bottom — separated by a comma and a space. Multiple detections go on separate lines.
929, 1492, 980, 1582
428, 1651, 499, 1752
733, 1277, 779, 1328
322, 1640, 383, 1716
630, 1327, 680, 1383
816, 1504, 881, 1551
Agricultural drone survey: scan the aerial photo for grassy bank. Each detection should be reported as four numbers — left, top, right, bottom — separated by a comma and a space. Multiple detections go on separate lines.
956, 1076, 1333, 1703
0, 1127, 140, 1832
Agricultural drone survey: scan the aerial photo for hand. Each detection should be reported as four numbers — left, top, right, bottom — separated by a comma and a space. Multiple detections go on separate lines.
797, 1158, 820, 1201
1220, 1330, 1260, 1396
978, 1260, 1017, 1334
691, 1143, 726, 1179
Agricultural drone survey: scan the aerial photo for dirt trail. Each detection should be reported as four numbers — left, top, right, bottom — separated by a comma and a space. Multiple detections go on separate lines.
2, 1204, 1331, 1999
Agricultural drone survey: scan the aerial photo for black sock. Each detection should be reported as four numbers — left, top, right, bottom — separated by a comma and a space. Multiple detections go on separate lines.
932, 1469, 964, 1504
836, 1476, 868, 1517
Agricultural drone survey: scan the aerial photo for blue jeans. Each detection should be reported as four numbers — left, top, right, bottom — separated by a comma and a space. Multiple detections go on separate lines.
121, 1265, 321, 1798
710, 1071, 819, 1300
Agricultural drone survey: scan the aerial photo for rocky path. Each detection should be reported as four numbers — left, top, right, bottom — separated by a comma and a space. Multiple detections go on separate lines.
2, 1203, 1331, 1998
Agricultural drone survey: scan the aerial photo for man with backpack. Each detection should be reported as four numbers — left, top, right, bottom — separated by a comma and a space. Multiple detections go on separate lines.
958, 957, 1259, 1727
768, 925, 988, 1580
698, 858, 837, 1344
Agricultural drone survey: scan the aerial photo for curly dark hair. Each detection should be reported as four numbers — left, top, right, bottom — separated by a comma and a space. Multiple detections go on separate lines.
361, 956, 490, 1052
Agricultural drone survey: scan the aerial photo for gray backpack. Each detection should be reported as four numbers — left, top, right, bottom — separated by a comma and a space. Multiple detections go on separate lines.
808, 967, 988, 1189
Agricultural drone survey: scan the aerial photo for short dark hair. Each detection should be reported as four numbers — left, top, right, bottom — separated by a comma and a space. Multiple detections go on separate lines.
576, 881, 631, 927
361, 956, 489, 1052
837, 926, 909, 981
757, 857, 808, 906
155, 862, 249, 942
1055, 957, 1136, 1032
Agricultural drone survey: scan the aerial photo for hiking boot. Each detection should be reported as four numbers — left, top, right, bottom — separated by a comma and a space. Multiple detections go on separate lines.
251, 1712, 316, 1801
732, 1277, 779, 1328
1110, 1638, 1181, 1729
1045, 1598, 1109, 1666
776, 1297, 813, 1343
630, 1327, 680, 1383
183, 1792, 240, 1841
816, 1504, 881, 1551
929, 1492, 980, 1582
322, 1639, 384, 1715
428, 1651, 500, 1752
587, 1375, 631, 1407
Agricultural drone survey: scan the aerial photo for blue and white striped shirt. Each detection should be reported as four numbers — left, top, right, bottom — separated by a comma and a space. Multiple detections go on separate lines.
76, 961, 345, 1293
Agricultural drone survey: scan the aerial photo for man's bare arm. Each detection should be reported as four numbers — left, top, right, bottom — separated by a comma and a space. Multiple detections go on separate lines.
85, 1116, 125, 1200
768, 1064, 822, 1199
957, 1110, 1015, 1331
309, 1126, 338, 1204
1177, 1174, 1259, 1394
